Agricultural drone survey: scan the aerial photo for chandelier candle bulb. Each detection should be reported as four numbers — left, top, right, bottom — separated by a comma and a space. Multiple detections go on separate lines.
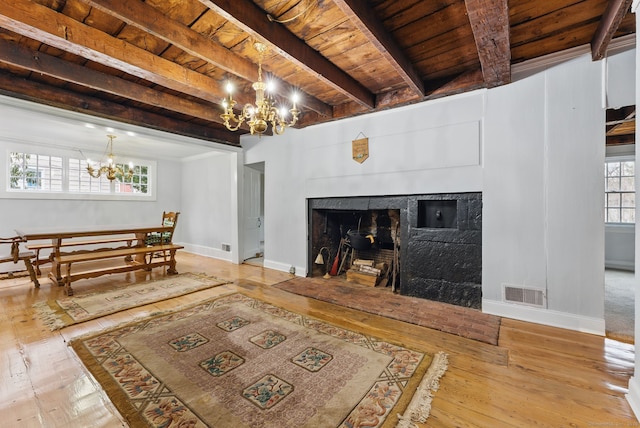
86, 134, 134, 181
220, 42, 300, 136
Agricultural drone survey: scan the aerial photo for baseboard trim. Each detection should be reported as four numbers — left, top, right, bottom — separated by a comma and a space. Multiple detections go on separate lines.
179, 243, 232, 262
263, 259, 306, 277
482, 299, 605, 335
605, 260, 635, 271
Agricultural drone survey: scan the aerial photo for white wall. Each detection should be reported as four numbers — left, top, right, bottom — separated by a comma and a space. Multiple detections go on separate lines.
244, 52, 616, 334
607, 48, 636, 108
244, 92, 485, 274
180, 151, 241, 262
0, 95, 236, 263
0, 151, 181, 236
606, 224, 635, 270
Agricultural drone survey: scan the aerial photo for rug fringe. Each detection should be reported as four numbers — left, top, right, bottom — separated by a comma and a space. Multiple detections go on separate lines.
32, 301, 65, 331
396, 351, 449, 428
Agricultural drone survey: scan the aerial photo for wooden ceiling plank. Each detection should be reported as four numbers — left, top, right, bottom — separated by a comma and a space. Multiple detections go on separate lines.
79, 0, 332, 118
0, 38, 237, 126
0, 71, 240, 145
464, 0, 511, 87
0, 0, 255, 106
198, 0, 375, 109
591, 0, 633, 60
332, 0, 424, 97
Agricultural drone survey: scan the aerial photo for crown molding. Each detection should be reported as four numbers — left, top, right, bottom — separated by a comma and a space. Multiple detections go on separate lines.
512, 34, 636, 81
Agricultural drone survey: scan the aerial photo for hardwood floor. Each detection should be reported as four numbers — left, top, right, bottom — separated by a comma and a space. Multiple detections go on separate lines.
0, 252, 635, 427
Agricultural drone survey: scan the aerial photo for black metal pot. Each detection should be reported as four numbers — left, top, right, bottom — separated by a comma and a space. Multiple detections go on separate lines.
347, 230, 374, 250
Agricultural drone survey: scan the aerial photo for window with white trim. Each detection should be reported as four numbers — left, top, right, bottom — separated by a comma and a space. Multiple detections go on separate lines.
8, 151, 152, 196
605, 159, 635, 224
9, 152, 63, 191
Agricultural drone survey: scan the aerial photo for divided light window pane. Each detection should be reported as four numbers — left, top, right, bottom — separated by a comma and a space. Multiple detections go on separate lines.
9, 152, 63, 191
605, 159, 635, 224
7, 151, 151, 196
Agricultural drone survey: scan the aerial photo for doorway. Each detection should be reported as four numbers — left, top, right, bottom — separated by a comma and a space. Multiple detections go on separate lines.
604, 105, 636, 343
243, 163, 265, 265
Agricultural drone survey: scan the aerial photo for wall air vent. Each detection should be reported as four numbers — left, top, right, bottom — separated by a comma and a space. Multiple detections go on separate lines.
503, 284, 546, 308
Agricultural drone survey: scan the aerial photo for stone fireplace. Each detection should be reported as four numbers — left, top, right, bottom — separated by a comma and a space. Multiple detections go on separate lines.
308, 193, 482, 309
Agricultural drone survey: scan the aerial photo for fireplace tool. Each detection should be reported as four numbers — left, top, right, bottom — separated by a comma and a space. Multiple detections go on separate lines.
329, 227, 344, 276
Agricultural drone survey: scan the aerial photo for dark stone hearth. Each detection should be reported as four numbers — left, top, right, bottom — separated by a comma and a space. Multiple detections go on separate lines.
404, 278, 482, 308
308, 192, 482, 309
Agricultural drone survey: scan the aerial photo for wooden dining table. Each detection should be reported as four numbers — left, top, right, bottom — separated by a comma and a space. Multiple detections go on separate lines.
16, 224, 174, 286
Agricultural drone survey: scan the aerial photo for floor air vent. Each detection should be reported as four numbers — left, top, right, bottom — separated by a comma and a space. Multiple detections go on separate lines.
503, 285, 546, 308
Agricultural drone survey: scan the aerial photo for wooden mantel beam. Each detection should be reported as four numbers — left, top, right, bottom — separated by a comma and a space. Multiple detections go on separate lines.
464, 0, 511, 87
79, 0, 332, 118
198, 0, 376, 109
591, 0, 633, 60
332, 0, 424, 97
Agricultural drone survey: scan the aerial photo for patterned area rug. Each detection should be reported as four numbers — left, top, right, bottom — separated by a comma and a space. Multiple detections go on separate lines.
70, 293, 448, 427
34, 273, 229, 330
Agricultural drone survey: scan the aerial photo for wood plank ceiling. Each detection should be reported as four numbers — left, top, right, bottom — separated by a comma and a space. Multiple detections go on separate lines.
0, 0, 635, 147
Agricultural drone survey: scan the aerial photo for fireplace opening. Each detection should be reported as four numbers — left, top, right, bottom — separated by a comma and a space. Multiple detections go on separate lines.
310, 209, 401, 289
308, 194, 482, 309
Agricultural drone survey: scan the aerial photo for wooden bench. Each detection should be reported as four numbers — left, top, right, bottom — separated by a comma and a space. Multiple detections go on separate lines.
19, 224, 177, 287
27, 237, 136, 275
54, 244, 183, 296
0, 236, 40, 288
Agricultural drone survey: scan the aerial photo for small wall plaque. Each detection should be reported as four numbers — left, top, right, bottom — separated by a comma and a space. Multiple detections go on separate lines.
352, 133, 369, 163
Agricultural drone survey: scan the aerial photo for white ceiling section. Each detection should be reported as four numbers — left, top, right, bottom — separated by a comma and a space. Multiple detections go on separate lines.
0, 95, 237, 161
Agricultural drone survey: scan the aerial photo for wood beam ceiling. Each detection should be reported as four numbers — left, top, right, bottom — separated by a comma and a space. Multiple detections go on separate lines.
464, 0, 511, 87
606, 107, 636, 146
0, 0, 235, 105
0, 39, 223, 125
333, 0, 425, 97
591, 0, 634, 60
198, 0, 376, 110
79, 0, 332, 119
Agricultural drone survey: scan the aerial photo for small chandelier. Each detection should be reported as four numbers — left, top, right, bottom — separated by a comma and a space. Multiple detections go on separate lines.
86, 134, 133, 181
221, 42, 300, 136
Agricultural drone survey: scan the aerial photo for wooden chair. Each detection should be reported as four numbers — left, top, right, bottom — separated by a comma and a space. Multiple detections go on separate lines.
145, 211, 180, 246
0, 236, 40, 287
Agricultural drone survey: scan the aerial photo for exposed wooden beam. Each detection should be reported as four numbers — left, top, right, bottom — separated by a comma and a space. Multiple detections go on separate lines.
425, 69, 486, 98
464, 0, 511, 87
0, 39, 244, 128
198, 0, 375, 109
332, 0, 424, 97
0, 72, 240, 145
79, 0, 332, 118
591, 0, 633, 60
0, 0, 255, 107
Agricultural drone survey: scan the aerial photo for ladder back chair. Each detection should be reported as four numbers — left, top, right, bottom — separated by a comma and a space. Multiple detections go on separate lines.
145, 211, 180, 245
